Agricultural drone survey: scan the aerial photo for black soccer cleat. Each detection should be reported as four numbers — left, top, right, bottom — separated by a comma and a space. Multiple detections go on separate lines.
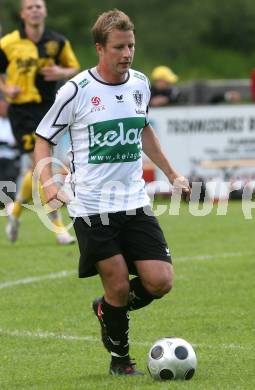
109, 358, 144, 376
92, 296, 111, 352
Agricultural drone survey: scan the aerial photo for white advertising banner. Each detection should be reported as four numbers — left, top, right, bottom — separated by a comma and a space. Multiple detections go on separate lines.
149, 104, 255, 180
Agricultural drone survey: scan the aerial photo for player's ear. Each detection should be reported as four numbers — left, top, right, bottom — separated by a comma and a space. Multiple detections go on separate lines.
20, 7, 25, 20
95, 43, 104, 57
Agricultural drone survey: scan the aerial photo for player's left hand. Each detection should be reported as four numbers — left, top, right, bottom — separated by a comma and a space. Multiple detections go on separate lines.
41, 65, 65, 81
172, 175, 191, 202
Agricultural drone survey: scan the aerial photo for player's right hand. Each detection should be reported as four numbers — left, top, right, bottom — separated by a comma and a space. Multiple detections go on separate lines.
4, 85, 21, 99
43, 183, 70, 212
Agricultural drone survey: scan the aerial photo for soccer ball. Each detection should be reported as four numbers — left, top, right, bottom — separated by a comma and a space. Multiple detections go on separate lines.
147, 337, 197, 381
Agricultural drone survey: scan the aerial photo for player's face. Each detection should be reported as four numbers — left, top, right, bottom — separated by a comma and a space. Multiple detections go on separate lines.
20, 0, 47, 27
97, 29, 135, 82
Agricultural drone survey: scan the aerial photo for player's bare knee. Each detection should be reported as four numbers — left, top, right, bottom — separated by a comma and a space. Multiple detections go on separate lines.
144, 277, 173, 297
108, 279, 130, 300
156, 278, 173, 296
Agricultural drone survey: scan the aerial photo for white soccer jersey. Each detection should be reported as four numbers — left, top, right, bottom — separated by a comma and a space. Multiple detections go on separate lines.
36, 68, 151, 216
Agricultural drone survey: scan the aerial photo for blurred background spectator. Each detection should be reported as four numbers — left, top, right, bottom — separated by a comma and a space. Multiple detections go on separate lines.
209, 89, 241, 104
149, 65, 185, 107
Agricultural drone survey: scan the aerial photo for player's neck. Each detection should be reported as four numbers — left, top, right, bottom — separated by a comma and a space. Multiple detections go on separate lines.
24, 23, 45, 43
96, 65, 127, 84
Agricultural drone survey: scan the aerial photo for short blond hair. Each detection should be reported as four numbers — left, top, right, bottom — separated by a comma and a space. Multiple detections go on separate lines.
92, 9, 135, 46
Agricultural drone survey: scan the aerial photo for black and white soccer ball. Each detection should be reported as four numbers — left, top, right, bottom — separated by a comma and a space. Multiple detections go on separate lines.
147, 337, 197, 381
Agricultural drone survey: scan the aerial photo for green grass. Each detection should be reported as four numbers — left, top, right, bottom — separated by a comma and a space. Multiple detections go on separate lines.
0, 201, 255, 389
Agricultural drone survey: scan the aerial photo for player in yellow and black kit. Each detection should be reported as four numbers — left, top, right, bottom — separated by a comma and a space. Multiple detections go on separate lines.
0, 26, 79, 152
0, 0, 80, 244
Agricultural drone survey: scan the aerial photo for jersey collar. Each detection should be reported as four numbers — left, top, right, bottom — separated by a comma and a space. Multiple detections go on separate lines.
88, 69, 130, 86
19, 23, 49, 43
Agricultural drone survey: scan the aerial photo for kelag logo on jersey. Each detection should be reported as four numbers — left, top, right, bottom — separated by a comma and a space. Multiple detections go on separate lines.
88, 117, 145, 164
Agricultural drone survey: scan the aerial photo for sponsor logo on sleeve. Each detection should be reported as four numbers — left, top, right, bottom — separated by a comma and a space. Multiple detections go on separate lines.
79, 78, 90, 88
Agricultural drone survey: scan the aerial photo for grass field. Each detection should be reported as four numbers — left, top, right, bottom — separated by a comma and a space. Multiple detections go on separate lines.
0, 201, 254, 390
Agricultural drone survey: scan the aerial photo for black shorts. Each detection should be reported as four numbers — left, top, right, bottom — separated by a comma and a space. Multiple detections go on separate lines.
73, 206, 172, 278
8, 103, 52, 154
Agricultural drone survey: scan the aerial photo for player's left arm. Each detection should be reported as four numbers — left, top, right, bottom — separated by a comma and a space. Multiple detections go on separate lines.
57, 40, 80, 78
141, 123, 190, 196
41, 40, 80, 81
34, 137, 69, 207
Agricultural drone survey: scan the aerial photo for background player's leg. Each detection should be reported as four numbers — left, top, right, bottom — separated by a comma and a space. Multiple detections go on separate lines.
12, 169, 32, 218
48, 209, 76, 245
6, 154, 75, 244
6, 154, 33, 241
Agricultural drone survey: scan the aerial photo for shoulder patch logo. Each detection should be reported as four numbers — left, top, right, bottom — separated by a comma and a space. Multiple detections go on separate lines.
79, 78, 90, 88
133, 90, 143, 107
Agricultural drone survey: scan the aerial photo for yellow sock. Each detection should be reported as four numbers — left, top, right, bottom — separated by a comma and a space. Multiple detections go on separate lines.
38, 181, 46, 204
48, 210, 66, 234
12, 170, 33, 218
39, 183, 66, 234
12, 201, 22, 219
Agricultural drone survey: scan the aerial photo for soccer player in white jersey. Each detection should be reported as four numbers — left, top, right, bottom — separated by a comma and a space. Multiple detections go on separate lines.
34, 9, 190, 376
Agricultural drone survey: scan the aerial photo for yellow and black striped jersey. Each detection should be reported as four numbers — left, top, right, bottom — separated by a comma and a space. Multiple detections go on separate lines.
0, 26, 80, 105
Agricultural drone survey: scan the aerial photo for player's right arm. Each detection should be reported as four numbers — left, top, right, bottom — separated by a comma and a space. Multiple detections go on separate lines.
34, 137, 59, 204
0, 45, 21, 99
34, 136, 69, 208
0, 75, 21, 99
34, 80, 78, 205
